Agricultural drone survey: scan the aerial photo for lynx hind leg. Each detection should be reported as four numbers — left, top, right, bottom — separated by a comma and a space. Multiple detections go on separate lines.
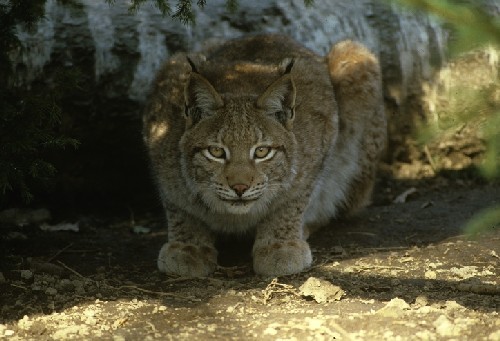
327, 41, 386, 215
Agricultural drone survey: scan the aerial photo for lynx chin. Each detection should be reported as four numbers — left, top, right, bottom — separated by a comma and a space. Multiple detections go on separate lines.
143, 34, 386, 277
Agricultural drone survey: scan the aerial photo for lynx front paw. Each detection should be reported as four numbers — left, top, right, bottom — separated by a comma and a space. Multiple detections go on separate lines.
253, 239, 312, 276
157, 241, 218, 277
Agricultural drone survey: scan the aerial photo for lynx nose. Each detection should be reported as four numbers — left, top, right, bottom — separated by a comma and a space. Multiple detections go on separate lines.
231, 184, 249, 197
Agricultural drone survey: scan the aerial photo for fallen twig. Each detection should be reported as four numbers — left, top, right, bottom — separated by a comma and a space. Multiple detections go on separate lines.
424, 144, 438, 173
112, 284, 201, 301
47, 243, 74, 262
262, 278, 300, 304
10, 283, 28, 290
56, 260, 85, 279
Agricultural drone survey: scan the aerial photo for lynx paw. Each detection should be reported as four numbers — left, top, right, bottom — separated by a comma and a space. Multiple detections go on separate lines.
157, 241, 217, 277
253, 239, 312, 276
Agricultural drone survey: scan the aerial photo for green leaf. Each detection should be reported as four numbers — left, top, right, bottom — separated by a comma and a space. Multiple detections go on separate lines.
155, 0, 172, 15
464, 206, 500, 237
226, 0, 238, 13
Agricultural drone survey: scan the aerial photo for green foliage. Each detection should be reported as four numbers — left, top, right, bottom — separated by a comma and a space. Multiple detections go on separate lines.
109, 0, 209, 24
225, 0, 238, 13
481, 108, 500, 180
0, 1, 45, 82
0, 0, 79, 204
390, 0, 500, 235
464, 206, 500, 237
390, 0, 500, 54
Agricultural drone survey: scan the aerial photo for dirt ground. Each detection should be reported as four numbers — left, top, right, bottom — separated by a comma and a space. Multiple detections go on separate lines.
1, 169, 499, 340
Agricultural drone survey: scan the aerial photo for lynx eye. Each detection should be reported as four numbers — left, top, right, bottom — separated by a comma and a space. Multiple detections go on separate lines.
254, 146, 271, 159
207, 146, 226, 159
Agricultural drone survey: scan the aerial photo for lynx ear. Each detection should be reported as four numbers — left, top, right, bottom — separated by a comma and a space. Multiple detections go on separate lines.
184, 60, 223, 128
256, 60, 296, 130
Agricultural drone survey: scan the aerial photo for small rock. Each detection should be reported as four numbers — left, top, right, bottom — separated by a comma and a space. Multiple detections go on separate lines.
299, 277, 344, 303
132, 225, 151, 234
433, 314, 460, 337
444, 300, 466, 311
45, 287, 58, 296
17, 315, 32, 330
20, 270, 33, 280
424, 270, 436, 279
263, 326, 278, 336
489, 330, 500, 341
415, 306, 439, 314
83, 308, 96, 317
0, 272, 6, 284
413, 295, 428, 307
376, 298, 411, 317
428, 262, 441, 269
57, 279, 75, 292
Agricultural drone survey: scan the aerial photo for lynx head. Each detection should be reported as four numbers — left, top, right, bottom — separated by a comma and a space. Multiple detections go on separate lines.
180, 59, 298, 215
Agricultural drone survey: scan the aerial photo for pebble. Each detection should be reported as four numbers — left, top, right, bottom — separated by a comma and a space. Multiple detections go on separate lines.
376, 298, 411, 317
45, 287, 58, 296
299, 277, 344, 303
20, 270, 33, 280
424, 270, 436, 279
489, 330, 500, 341
263, 326, 278, 336
17, 315, 32, 330
413, 295, 428, 307
433, 314, 460, 337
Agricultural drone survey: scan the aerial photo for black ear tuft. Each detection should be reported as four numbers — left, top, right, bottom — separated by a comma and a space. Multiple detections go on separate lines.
184, 72, 223, 128
186, 56, 199, 74
256, 69, 296, 130
284, 58, 295, 74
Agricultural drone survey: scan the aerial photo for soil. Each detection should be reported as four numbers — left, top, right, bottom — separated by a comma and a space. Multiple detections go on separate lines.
0, 171, 499, 340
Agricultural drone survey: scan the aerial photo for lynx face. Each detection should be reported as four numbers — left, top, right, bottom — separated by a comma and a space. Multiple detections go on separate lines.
179, 65, 298, 215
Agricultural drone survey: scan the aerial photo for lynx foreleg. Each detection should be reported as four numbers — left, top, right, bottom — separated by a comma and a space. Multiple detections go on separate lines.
252, 199, 312, 276
157, 207, 217, 277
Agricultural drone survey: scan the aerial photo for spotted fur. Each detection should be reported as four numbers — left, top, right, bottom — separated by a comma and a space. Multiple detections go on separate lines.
143, 34, 386, 276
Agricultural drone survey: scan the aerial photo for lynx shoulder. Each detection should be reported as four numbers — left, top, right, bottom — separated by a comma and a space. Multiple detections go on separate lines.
143, 34, 386, 277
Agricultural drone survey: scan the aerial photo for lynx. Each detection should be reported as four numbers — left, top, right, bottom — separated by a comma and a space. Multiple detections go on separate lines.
143, 34, 386, 277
